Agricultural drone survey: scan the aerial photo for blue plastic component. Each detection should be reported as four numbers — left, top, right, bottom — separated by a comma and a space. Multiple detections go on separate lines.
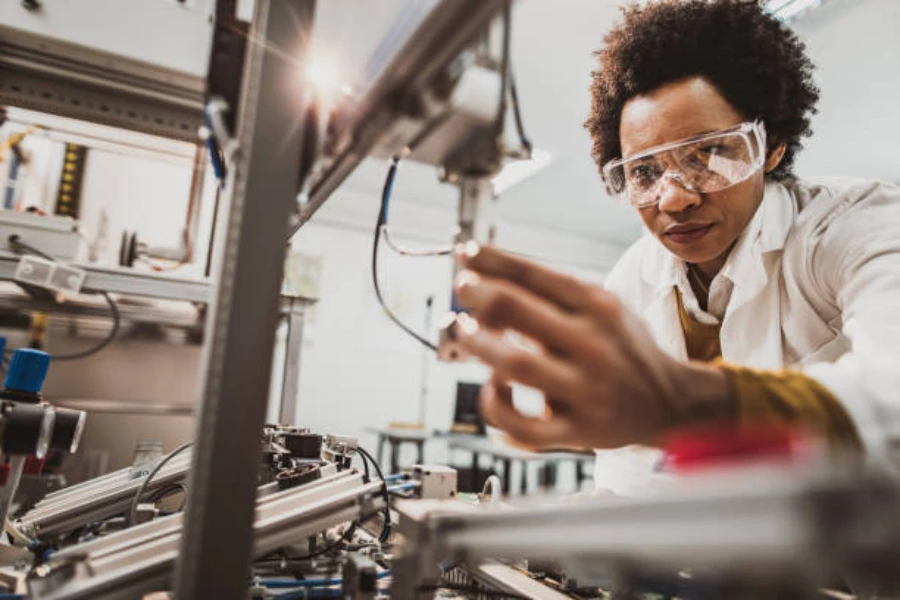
0, 337, 6, 366
3, 348, 51, 394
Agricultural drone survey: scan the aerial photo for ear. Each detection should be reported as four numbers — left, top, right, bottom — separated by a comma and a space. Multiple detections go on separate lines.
765, 143, 787, 173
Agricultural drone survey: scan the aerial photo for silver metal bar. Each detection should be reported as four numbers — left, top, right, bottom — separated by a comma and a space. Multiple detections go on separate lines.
19, 456, 192, 537
290, 0, 508, 237
467, 561, 571, 600
0, 290, 203, 329
0, 24, 204, 143
0, 252, 210, 303
278, 296, 316, 425
52, 470, 360, 563
417, 467, 900, 589
173, 1, 316, 597
35, 472, 384, 600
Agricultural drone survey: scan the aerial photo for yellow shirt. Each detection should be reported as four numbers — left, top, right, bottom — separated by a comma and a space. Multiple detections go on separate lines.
675, 289, 861, 452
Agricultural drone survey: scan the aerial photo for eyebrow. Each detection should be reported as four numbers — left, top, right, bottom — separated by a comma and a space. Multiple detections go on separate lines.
622, 125, 740, 161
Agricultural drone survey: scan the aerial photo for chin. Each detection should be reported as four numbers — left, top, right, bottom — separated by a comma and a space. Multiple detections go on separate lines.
659, 236, 730, 266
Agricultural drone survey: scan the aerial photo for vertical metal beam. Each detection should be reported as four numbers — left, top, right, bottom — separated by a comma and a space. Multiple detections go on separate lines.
173, 1, 315, 598
278, 296, 315, 425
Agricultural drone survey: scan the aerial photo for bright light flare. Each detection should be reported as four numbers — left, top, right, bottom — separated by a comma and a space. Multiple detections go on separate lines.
303, 60, 341, 100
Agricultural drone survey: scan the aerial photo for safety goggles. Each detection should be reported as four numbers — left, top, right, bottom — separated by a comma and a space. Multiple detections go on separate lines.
602, 121, 767, 209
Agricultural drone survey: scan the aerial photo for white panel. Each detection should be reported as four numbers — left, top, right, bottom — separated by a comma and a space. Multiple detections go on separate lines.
0, 0, 215, 76
793, 0, 900, 182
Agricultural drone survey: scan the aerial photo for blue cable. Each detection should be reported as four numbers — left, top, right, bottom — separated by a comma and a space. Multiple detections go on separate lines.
275, 588, 342, 600
383, 473, 407, 483
261, 578, 340, 589
386, 482, 418, 493
261, 571, 390, 589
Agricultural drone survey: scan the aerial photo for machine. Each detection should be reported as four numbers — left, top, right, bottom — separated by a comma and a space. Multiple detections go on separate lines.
1, 1, 900, 599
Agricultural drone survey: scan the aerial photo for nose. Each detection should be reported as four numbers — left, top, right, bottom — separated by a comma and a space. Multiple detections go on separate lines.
656, 173, 702, 213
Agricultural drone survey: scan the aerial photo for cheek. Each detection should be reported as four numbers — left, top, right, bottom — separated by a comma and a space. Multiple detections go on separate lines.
636, 208, 661, 233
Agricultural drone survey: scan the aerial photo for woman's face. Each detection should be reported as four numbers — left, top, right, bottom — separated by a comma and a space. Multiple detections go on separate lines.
618, 76, 780, 271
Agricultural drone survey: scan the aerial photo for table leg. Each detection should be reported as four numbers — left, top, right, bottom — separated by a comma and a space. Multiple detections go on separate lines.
577, 458, 589, 488
377, 435, 386, 470
502, 458, 512, 495
519, 460, 527, 496
390, 439, 400, 474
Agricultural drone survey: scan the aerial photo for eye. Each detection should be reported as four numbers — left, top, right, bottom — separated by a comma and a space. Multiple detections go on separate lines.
699, 144, 725, 155
627, 163, 662, 187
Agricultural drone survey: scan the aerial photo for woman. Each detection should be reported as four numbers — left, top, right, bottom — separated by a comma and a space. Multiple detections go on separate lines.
451, 0, 900, 492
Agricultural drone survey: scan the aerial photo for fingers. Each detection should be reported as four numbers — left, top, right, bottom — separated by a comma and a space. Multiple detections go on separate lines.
480, 378, 571, 449
455, 270, 609, 359
457, 244, 599, 313
454, 314, 584, 401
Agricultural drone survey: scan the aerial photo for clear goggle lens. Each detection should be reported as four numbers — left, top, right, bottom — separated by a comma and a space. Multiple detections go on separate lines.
602, 121, 767, 209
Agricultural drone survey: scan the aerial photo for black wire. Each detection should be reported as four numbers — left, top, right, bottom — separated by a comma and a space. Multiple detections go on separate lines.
508, 70, 533, 155
371, 157, 438, 352
8, 235, 53, 260
288, 523, 358, 560
127, 441, 192, 526
415, 583, 529, 599
355, 445, 392, 543
50, 291, 120, 361
8, 235, 122, 361
495, 0, 512, 134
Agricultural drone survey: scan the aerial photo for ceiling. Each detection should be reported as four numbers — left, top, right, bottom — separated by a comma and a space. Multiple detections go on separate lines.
309, 0, 643, 247
308, 0, 898, 248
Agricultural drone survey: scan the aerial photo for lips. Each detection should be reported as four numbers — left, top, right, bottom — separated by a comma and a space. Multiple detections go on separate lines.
664, 223, 715, 245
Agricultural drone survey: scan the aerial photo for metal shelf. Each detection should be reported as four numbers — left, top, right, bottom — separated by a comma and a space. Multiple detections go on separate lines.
0, 251, 210, 304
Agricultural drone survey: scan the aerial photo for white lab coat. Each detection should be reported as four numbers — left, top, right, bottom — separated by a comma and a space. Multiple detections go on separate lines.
595, 177, 900, 494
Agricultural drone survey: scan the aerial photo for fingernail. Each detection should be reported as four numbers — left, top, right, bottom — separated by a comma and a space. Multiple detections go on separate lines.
456, 313, 479, 336
454, 240, 480, 260
454, 269, 479, 290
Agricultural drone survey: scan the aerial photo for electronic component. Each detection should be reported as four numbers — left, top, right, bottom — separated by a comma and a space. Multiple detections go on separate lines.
0, 212, 81, 261
411, 465, 457, 500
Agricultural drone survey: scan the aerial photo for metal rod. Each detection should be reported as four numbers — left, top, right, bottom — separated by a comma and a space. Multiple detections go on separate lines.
278, 299, 310, 425
173, 1, 316, 598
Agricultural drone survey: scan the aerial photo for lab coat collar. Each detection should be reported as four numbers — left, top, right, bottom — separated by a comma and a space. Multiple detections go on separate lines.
636, 181, 797, 362
640, 180, 796, 298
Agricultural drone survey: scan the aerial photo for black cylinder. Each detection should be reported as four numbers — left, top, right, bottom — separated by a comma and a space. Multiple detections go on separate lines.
2, 402, 54, 457
49, 408, 87, 454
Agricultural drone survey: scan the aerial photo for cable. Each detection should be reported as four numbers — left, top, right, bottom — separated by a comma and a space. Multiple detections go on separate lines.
4, 518, 34, 547
355, 446, 392, 543
49, 291, 120, 361
7, 235, 122, 361
380, 226, 453, 257
275, 589, 342, 600
127, 442, 192, 526
482, 474, 503, 504
495, 1, 512, 134
508, 70, 533, 156
7, 235, 52, 260
386, 482, 419, 493
260, 571, 390, 589
415, 583, 529, 599
284, 524, 358, 561
371, 157, 438, 352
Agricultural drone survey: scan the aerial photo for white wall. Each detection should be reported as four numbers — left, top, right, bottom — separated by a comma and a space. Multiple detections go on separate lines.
274, 180, 619, 466
792, 0, 900, 182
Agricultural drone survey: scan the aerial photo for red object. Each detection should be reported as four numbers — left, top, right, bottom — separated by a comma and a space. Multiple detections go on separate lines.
663, 425, 806, 473
0, 464, 9, 486
23, 455, 47, 476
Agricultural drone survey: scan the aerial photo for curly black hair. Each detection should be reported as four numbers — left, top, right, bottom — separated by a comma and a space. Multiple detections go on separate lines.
586, 0, 819, 181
